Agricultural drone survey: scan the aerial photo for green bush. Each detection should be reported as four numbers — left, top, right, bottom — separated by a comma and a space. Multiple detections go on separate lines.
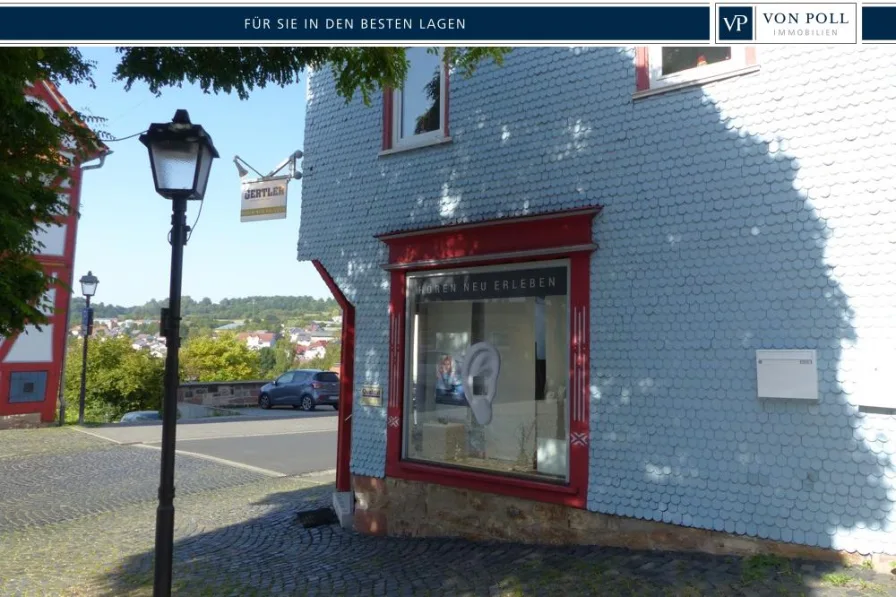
63, 336, 165, 423
180, 333, 261, 382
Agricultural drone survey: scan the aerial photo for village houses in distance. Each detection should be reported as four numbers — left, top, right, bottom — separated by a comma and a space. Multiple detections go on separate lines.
68, 314, 343, 365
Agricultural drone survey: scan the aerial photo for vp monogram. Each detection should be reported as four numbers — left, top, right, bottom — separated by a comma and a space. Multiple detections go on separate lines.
723, 14, 750, 32
718, 6, 753, 40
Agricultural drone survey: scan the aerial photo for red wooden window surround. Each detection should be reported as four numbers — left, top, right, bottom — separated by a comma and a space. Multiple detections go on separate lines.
635, 47, 758, 92
377, 206, 601, 508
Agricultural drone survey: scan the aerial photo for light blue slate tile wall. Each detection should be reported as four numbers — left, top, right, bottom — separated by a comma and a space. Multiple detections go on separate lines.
298, 47, 896, 555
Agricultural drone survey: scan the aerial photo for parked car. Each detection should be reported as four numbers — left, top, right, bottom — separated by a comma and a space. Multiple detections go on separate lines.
258, 369, 340, 411
119, 410, 162, 423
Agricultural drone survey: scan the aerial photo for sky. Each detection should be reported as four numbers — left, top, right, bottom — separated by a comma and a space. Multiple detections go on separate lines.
57, 47, 331, 307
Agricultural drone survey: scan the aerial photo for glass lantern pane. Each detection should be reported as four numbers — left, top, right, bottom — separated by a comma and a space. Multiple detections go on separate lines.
194, 143, 214, 198
80, 281, 98, 296
150, 141, 200, 191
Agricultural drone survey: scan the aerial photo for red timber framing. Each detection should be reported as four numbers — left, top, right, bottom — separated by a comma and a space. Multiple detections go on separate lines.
0, 81, 104, 423
312, 260, 356, 492
377, 206, 601, 509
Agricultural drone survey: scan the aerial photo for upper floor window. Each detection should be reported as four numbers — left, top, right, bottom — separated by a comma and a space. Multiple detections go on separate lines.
383, 47, 449, 152
636, 46, 758, 96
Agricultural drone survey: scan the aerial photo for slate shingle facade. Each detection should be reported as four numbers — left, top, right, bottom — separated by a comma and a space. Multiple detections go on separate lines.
298, 47, 896, 556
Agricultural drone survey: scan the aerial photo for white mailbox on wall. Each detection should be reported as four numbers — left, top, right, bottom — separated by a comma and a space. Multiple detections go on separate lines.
756, 349, 819, 401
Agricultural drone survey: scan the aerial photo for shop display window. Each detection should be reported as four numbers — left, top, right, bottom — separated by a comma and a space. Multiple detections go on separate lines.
404, 262, 570, 481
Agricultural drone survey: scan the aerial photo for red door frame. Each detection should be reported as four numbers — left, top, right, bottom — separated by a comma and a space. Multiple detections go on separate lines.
377, 206, 601, 509
312, 260, 355, 492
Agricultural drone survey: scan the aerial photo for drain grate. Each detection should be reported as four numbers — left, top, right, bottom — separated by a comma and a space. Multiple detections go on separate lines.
295, 507, 339, 528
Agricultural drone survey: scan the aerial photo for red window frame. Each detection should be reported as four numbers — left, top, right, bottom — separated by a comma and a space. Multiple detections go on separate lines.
382, 54, 450, 151
635, 46, 758, 92
377, 207, 601, 508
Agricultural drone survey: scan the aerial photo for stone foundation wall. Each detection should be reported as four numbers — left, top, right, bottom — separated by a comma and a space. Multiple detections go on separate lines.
177, 381, 266, 408
0, 413, 43, 430
352, 475, 896, 573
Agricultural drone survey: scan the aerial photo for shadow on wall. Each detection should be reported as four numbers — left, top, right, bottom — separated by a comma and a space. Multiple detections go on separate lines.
299, 47, 893, 555
581, 48, 892, 558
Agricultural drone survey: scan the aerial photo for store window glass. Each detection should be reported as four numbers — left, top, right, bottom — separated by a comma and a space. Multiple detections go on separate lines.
404, 262, 569, 481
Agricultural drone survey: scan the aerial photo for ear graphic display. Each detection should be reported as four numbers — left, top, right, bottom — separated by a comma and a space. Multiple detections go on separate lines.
462, 342, 501, 426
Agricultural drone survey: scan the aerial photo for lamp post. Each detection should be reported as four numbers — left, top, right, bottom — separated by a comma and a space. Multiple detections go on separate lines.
77, 270, 98, 425
139, 110, 218, 597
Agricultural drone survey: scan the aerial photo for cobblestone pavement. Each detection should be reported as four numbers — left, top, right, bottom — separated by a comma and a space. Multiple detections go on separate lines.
0, 438, 265, 532
0, 427, 113, 461
1, 428, 895, 597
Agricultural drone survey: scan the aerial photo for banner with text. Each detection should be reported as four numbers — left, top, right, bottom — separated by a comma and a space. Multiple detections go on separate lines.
411, 266, 568, 302
0, 5, 710, 42
0, 3, 892, 45
240, 177, 289, 223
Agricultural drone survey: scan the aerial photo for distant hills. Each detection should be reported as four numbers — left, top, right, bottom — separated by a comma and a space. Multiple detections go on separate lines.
68, 295, 339, 328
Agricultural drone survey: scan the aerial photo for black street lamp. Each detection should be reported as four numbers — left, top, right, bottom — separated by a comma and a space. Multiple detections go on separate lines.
77, 270, 98, 425
139, 110, 218, 597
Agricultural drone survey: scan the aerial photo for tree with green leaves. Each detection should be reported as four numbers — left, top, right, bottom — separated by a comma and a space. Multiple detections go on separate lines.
2, 47, 508, 337
0, 49, 102, 337
63, 335, 165, 422
180, 333, 261, 382
261, 313, 283, 332
258, 346, 277, 378
258, 337, 298, 379
415, 68, 441, 134
69, 294, 338, 326
181, 315, 218, 339
272, 338, 298, 375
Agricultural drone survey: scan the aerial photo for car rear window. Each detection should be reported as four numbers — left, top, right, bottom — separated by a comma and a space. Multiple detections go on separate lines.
314, 372, 339, 382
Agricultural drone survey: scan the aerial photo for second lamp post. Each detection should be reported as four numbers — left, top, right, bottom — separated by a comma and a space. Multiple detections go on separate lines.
139, 109, 218, 597
77, 270, 98, 425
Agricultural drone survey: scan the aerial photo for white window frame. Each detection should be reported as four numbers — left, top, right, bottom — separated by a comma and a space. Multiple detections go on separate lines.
647, 46, 750, 91
392, 48, 448, 150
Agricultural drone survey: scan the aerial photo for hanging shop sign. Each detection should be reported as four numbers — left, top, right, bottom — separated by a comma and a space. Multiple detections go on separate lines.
240, 176, 290, 222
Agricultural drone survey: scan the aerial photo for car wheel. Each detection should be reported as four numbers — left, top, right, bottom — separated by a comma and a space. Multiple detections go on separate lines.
259, 394, 272, 410
332, 405, 339, 410
300, 395, 316, 412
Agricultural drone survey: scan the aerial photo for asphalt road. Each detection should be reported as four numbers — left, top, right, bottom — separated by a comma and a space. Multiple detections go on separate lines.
170, 429, 337, 476
79, 411, 339, 477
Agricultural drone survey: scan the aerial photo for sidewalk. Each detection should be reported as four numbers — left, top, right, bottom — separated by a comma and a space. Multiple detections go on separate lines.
69, 476, 896, 597
2, 429, 894, 597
